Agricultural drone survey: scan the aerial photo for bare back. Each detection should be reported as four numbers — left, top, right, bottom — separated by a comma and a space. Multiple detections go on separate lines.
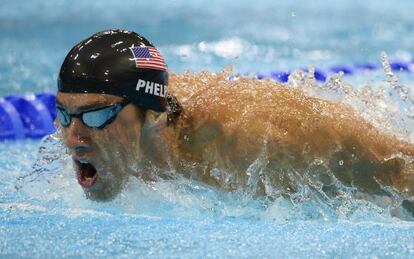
168, 72, 414, 195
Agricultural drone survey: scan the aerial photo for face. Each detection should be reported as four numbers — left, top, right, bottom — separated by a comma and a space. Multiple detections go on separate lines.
56, 92, 145, 201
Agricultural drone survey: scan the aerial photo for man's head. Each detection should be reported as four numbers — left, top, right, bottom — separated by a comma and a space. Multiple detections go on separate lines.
56, 29, 170, 201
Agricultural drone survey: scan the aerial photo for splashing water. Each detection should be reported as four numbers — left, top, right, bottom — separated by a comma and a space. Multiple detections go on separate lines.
3, 62, 414, 258
10, 57, 414, 223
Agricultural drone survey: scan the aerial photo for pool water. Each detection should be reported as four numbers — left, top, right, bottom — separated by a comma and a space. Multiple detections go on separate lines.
2, 137, 414, 258
1, 0, 414, 96
2, 0, 414, 258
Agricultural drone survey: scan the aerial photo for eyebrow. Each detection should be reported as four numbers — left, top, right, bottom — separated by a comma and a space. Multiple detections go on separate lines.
56, 99, 113, 112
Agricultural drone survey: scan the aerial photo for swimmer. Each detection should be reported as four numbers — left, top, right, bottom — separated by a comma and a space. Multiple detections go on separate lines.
56, 29, 414, 201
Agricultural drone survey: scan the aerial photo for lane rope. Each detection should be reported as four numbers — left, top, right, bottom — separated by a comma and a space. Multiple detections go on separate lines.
1, 60, 414, 140
256, 60, 414, 82
0, 93, 56, 141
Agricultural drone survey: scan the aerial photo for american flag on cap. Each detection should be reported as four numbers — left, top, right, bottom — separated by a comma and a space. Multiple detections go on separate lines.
130, 46, 167, 71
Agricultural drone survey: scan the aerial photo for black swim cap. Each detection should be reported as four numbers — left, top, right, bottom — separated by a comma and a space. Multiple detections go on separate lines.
58, 29, 168, 112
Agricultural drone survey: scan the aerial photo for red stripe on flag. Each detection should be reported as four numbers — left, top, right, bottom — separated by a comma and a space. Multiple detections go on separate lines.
133, 46, 167, 71
135, 61, 167, 71
136, 60, 167, 66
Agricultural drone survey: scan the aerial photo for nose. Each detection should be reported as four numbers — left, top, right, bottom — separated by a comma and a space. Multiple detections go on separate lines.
63, 118, 92, 155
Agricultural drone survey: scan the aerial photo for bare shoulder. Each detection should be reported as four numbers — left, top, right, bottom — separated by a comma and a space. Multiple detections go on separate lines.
169, 72, 414, 163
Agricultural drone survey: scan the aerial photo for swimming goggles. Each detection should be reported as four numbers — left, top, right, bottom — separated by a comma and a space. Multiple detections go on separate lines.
56, 99, 129, 129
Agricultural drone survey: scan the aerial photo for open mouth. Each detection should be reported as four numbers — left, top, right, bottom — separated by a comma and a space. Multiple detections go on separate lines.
74, 159, 98, 188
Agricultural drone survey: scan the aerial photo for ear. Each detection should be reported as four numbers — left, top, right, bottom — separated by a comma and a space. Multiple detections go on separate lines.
141, 110, 167, 145
142, 110, 166, 129
140, 111, 168, 161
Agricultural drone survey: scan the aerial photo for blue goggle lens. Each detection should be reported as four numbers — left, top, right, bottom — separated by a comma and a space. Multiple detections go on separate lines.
82, 105, 122, 128
57, 108, 71, 126
56, 100, 128, 129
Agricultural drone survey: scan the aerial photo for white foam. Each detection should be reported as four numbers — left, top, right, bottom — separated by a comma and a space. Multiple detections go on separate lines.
0, 203, 47, 212
197, 38, 245, 59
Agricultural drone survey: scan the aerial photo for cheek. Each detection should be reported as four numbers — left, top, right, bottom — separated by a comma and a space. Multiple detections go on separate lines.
93, 127, 139, 176
101, 109, 143, 156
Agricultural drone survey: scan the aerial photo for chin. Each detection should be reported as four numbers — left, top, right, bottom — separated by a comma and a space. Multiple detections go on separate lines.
82, 179, 125, 202
73, 159, 129, 201
83, 186, 120, 201
84, 190, 117, 201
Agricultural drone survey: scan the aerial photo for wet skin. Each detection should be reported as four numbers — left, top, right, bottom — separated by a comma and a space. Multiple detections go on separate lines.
57, 75, 414, 201
167, 74, 414, 197
56, 92, 145, 200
